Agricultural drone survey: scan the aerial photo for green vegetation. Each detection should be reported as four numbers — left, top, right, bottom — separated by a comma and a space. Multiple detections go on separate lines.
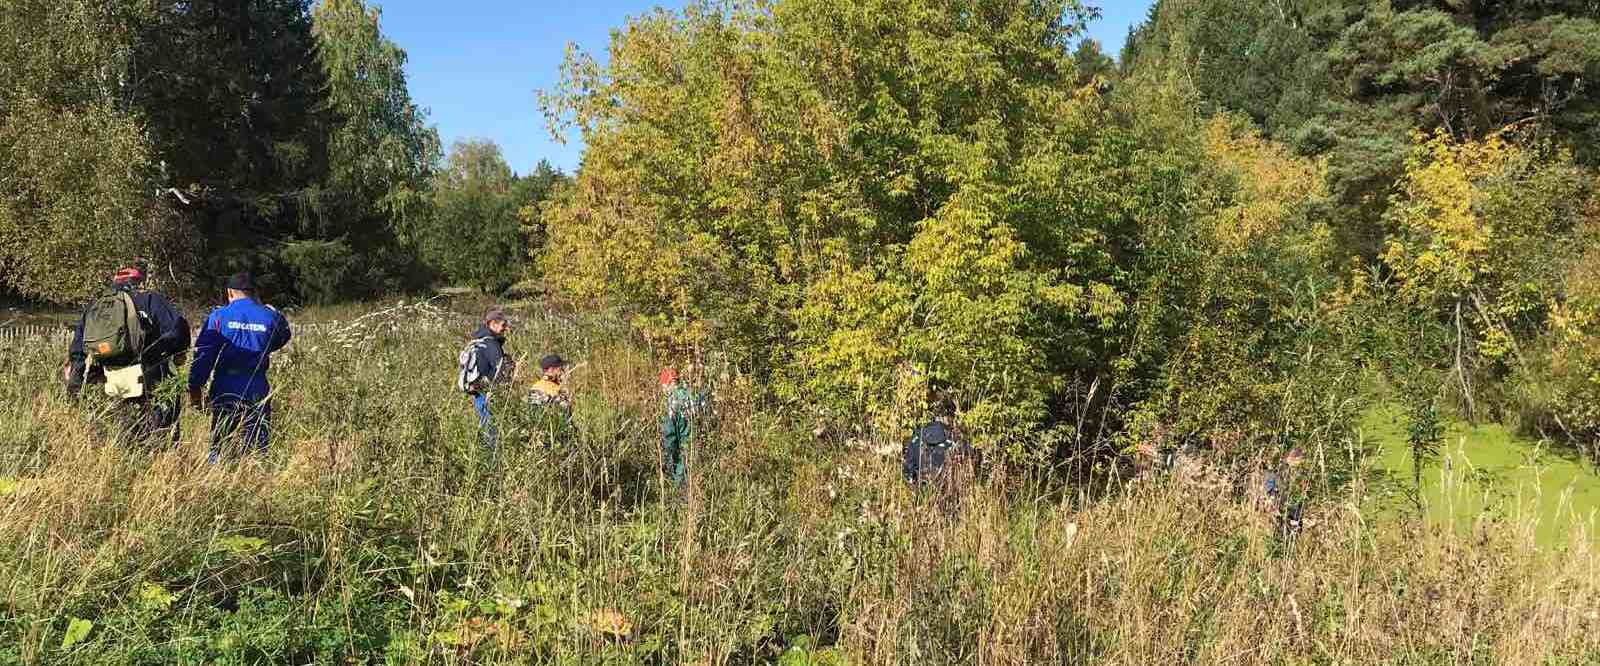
1367, 405, 1600, 547
3, 304, 1598, 664
0, 0, 564, 304
538, 0, 1357, 468
534, 0, 1600, 464
5, 0, 1600, 662
421, 142, 565, 294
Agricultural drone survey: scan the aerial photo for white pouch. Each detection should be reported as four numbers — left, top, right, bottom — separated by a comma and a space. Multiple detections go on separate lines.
103, 364, 146, 399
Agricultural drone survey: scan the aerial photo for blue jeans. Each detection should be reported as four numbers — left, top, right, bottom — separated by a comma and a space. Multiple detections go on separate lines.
209, 398, 271, 463
472, 393, 496, 450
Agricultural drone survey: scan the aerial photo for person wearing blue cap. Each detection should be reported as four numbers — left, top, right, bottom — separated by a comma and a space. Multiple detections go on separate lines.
187, 272, 292, 462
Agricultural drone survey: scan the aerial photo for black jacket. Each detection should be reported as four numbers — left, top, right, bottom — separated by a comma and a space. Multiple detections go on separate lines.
468, 325, 508, 388
67, 286, 191, 394
903, 420, 969, 484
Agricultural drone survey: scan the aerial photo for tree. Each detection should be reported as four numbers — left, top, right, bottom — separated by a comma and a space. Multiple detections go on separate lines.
1380, 130, 1595, 417
513, 159, 570, 255
541, 0, 1351, 463
0, 0, 184, 302
132, 0, 331, 284
291, 0, 442, 298
0, 0, 451, 303
421, 140, 526, 293
1071, 38, 1116, 88
0, 100, 167, 302
1126, 0, 1600, 262
312, 0, 440, 241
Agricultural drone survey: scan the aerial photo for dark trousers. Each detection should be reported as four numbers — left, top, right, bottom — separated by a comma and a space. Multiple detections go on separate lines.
208, 398, 271, 463
110, 394, 182, 448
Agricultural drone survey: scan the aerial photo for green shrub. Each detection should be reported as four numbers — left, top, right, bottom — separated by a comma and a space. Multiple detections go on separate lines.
539, 2, 1353, 463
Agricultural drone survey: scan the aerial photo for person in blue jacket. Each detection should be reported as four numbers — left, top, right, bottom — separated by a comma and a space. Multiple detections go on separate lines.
187, 272, 291, 462
63, 265, 191, 446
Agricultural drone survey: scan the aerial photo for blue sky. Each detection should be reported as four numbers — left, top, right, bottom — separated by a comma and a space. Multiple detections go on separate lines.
380, 1, 1156, 175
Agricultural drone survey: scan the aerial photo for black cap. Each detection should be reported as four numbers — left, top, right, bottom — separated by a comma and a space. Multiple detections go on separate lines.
226, 272, 258, 292
539, 354, 566, 371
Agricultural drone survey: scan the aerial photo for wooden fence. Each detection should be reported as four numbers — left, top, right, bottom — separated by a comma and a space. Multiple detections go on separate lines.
0, 324, 73, 347
0, 322, 350, 349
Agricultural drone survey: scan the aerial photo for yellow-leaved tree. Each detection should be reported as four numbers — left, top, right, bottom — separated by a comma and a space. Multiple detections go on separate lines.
1382, 129, 1596, 416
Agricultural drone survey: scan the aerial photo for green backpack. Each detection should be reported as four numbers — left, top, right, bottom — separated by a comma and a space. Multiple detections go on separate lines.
82, 291, 145, 368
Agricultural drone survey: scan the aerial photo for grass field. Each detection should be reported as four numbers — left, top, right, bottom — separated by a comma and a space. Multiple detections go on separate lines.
1, 301, 1598, 664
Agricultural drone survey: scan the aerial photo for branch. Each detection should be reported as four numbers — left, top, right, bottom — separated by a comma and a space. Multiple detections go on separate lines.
1454, 297, 1476, 422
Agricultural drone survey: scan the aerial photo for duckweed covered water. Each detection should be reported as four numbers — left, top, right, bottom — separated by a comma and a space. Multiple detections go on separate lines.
1365, 406, 1600, 547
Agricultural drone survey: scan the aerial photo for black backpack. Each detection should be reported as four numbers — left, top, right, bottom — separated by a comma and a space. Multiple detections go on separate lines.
915, 422, 955, 476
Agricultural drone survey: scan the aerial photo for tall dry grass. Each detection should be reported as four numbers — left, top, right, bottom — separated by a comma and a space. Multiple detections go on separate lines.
0, 303, 1595, 665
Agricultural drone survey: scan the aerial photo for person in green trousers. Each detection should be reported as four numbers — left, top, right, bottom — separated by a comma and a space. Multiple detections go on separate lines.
658, 366, 705, 488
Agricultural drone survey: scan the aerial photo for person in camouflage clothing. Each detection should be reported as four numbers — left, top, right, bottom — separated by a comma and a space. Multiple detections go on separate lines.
658, 366, 706, 488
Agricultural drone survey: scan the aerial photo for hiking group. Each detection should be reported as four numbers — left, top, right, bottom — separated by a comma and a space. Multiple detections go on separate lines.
59, 264, 984, 494
64, 267, 290, 462
454, 307, 707, 488
452, 303, 981, 493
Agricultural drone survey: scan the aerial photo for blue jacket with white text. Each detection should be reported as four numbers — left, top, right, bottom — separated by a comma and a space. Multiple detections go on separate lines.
188, 297, 291, 403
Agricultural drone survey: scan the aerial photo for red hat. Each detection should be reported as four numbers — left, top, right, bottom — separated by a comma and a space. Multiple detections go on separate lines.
659, 367, 678, 387
112, 267, 144, 285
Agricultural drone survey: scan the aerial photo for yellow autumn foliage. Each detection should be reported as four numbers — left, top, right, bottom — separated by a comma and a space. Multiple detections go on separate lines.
1203, 116, 1328, 248
1381, 131, 1517, 301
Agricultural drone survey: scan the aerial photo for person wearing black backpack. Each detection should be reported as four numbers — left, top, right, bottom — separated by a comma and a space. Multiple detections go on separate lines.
902, 399, 975, 485
63, 265, 191, 446
903, 395, 979, 515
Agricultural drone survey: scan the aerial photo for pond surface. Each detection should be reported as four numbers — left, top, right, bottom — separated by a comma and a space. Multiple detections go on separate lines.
1365, 406, 1600, 547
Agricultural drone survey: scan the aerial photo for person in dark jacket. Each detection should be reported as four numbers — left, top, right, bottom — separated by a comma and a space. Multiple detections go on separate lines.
63, 265, 191, 446
187, 272, 291, 462
466, 308, 513, 450
902, 399, 976, 487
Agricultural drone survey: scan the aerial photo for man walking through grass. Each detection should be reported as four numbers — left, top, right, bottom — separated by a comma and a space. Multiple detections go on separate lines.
459, 308, 513, 451
64, 264, 191, 447
188, 272, 292, 462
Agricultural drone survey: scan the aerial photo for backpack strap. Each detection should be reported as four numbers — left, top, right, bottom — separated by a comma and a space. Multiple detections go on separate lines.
117, 291, 144, 362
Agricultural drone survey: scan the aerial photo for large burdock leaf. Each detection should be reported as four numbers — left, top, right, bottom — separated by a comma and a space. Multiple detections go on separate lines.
61, 617, 93, 650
